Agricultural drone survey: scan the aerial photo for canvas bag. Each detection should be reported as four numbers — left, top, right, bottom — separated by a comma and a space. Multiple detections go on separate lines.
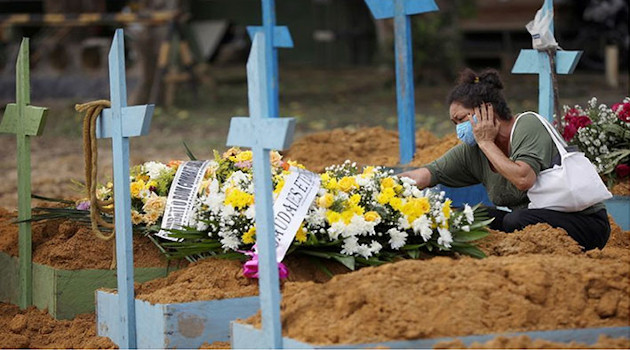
511, 112, 612, 212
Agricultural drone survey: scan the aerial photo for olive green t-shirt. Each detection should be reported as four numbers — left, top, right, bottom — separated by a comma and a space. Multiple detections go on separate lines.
424, 112, 604, 214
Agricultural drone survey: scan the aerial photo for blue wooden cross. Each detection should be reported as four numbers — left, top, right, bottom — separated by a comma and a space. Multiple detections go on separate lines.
0, 38, 48, 309
246, 0, 293, 120
95, 29, 154, 349
512, 0, 582, 122
365, 0, 438, 165
227, 32, 295, 349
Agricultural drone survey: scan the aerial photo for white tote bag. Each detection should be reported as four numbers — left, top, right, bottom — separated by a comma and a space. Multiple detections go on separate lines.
513, 112, 612, 212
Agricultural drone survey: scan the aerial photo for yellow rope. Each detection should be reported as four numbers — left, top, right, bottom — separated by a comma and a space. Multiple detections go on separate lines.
75, 100, 117, 269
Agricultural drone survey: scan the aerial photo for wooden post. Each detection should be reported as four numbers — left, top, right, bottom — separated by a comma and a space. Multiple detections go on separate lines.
95, 29, 154, 349
605, 45, 619, 88
246, 0, 294, 119
0, 38, 48, 309
226, 32, 295, 349
512, 0, 582, 122
364, 0, 438, 165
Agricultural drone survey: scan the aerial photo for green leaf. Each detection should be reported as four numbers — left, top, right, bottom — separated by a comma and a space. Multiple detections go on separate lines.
451, 242, 487, 259
401, 243, 426, 250
407, 249, 420, 259
183, 141, 198, 161
332, 254, 356, 270
453, 230, 489, 242
469, 218, 495, 230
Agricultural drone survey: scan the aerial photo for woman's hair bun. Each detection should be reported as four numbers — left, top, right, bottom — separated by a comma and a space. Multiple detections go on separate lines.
456, 68, 504, 90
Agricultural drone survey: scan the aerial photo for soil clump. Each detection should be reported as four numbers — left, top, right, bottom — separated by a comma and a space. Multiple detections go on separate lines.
0, 206, 168, 269
0, 302, 115, 349
435, 334, 630, 349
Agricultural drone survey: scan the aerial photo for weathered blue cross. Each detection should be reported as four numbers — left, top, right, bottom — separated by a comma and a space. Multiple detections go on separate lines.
512, 0, 582, 122
226, 32, 295, 349
246, 0, 293, 120
365, 0, 438, 165
95, 29, 154, 349
0, 38, 48, 309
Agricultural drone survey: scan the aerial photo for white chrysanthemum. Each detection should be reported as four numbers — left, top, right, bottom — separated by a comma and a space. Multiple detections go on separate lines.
398, 217, 411, 230
327, 221, 346, 240
356, 243, 372, 258
196, 221, 209, 231
388, 228, 408, 249
220, 235, 241, 250
437, 227, 453, 248
203, 192, 225, 213
400, 176, 416, 185
356, 175, 371, 187
412, 215, 433, 242
143, 161, 170, 180
221, 204, 236, 219
463, 204, 474, 224
306, 207, 327, 227
245, 205, 256, 220
370, 241, 383, 255
340, 236, 359, 255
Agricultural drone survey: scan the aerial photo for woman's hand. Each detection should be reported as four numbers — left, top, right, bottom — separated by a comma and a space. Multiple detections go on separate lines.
472, 103, 500, 144
397, 168, 432, 189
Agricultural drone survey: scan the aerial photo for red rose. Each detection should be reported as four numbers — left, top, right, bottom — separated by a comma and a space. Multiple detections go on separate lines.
615, 164, 630, 178
563, 123, 578, 142
613, 102, 630, 122
562, 108, 592, 141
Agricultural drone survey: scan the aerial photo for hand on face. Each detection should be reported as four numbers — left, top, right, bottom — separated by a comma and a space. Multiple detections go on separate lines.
471, 103, 500, 144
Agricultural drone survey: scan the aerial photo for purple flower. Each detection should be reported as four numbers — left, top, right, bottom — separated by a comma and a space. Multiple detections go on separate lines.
76, 201, 91, 211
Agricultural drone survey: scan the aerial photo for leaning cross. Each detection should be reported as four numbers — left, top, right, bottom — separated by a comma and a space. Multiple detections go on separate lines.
246, 0, 294, 119
95, 28, 154, 349
365, 0, 438, 165
226, 32, 295, 349
512, 0, 582, 122
0, 38, 48, 309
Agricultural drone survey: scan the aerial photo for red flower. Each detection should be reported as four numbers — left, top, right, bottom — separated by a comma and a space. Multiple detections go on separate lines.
612, 102, 630, 122
615, 164, 630, 178
562, 108, 592, 141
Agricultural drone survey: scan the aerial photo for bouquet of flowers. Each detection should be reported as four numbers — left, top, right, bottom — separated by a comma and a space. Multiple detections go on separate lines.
561, 97, 630, 186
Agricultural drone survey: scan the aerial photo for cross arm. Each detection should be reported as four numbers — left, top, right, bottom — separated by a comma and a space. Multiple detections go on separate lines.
512, 49, 583, 75
0, 104, 48, 136
246, 26, 293, 48
365, 0, 438, 19
95, 104, 154, 139
227, 117, 295, 151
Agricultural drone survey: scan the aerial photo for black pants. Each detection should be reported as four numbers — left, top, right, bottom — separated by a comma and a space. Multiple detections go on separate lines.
485, 207, 611, 251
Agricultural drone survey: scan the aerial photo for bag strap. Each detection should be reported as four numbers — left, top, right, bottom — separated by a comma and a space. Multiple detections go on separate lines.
511, 112, 568, 157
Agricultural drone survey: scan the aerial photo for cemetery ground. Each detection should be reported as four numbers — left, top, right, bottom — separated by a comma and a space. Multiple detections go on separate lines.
0, 66, 629, 348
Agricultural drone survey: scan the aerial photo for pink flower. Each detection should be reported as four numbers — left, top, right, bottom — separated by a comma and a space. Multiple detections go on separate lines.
76, 201, 91, 211
615, 164, 630, 178
612, 102, 630, 122
241, 249, 289, 279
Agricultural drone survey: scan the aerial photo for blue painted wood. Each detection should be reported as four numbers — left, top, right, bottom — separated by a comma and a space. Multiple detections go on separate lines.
437, 184, 492, 208
97, 290, 260, 348
511, 0, 582, 122
246, 26, 293, 48
96, 28, 154, 349
606, 196, 630, 231
232, 322, 630, 349
226, 32, 295, 349
364, 0, 438, 165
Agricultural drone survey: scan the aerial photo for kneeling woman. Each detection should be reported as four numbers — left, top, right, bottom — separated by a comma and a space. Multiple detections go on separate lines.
401, 68, 611, 251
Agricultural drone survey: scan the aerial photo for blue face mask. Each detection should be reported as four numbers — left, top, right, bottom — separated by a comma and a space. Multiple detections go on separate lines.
456, 115, 477, 146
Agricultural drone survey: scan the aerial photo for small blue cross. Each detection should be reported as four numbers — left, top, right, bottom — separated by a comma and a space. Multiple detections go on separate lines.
96, 29, 154, 349
246, 0, 294, 120
512, 0, 582, 122
227, 32, 295, 349
365, 0, 438, 165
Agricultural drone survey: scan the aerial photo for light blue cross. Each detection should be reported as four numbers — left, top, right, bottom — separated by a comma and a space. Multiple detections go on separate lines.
512, 0, 582, 122
365, 0, 438, 165
246, 0, 294, 120
95, 29, 154, 349
227, 32, 295, 349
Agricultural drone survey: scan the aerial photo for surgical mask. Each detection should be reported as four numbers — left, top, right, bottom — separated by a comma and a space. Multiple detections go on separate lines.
456, 115, 477, 146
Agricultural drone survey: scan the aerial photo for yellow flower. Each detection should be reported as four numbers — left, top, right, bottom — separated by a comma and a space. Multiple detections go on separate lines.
143, 211, 161, 225
442, 199, 452, 219
324, 178, 338, 191
130, 180, 145, 198
381, 177, 395, 189
131, 210, 143, 225
223, 147, 240, 159
287, 160, 305, 169
317, 193, 334, 208
232, 150, 253, 163
349, 194, 361, 206
350, 205, 364, 216
362, 166, 375, 176
295, 224, 307, 243
320, 173, 331, 182
224, 188, 254, 209
389, 197, 403, 211
145, 180, 158, 190
364, 211, 380, 222
274, 178, 285, 195
143, 195, 167, 216
242, 226, 256, 244
338, 177, 357, 192
377, 187, 396, 205
326, 210, 342, 223
341, 210, 355, 224
106, 182, 113, 188
400, 197, 430, 222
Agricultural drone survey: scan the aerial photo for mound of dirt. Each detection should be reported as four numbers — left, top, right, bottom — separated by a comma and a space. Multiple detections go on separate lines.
0, 303, 115, 349
435, 334, 630, 349
0, 207, 168, 270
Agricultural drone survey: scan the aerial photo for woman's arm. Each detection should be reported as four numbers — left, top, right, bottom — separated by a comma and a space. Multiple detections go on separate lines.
397, 167, 433, 189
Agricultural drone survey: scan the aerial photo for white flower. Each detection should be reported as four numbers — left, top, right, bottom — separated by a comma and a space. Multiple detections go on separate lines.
356, 243, 372, 258
245, 205, 256, 220
461, 225, 470, 232
220, 235, 241, 250
437, 227, 453, 248
370, 241, 382, 254
398, 217, 411, 230
388, 228, 408, 249
327, 221, 346, 240
340, 236, 359, 255
143, 161, 170, 180
400, 176, 416, 186
196, 221, 209, 231
463, 204, 474, 224
412, 215, 433, 242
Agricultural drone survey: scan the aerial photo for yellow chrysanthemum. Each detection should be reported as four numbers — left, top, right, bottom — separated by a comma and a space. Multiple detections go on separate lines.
130, 180, 145, 198
362, 166, 375, 176
324, 178, 338, 191
242, 226, 256, 244
232, 150, 253, 163
349, 194, 361, 206
274, 178, 285, 195
317, 193, 334, 208
400, 197, 430, 222
442, 199, 452, 219
389, 197, 403, 211
377, 187, 396, 205
381, 177, 395, 189
364, 211, 380, 222
350, 205, 364, 216
145, 180, 158, 190
287, 160, 305, 169
295, 224, 307, 243
326, 210, 342, 223
338, 177, 357, 192
224, 188, 254, 209
341, 210, 355, 224
320, 173, 331, 182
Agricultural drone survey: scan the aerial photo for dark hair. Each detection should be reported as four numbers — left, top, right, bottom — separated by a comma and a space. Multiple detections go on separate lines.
446, 68, 512, 120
